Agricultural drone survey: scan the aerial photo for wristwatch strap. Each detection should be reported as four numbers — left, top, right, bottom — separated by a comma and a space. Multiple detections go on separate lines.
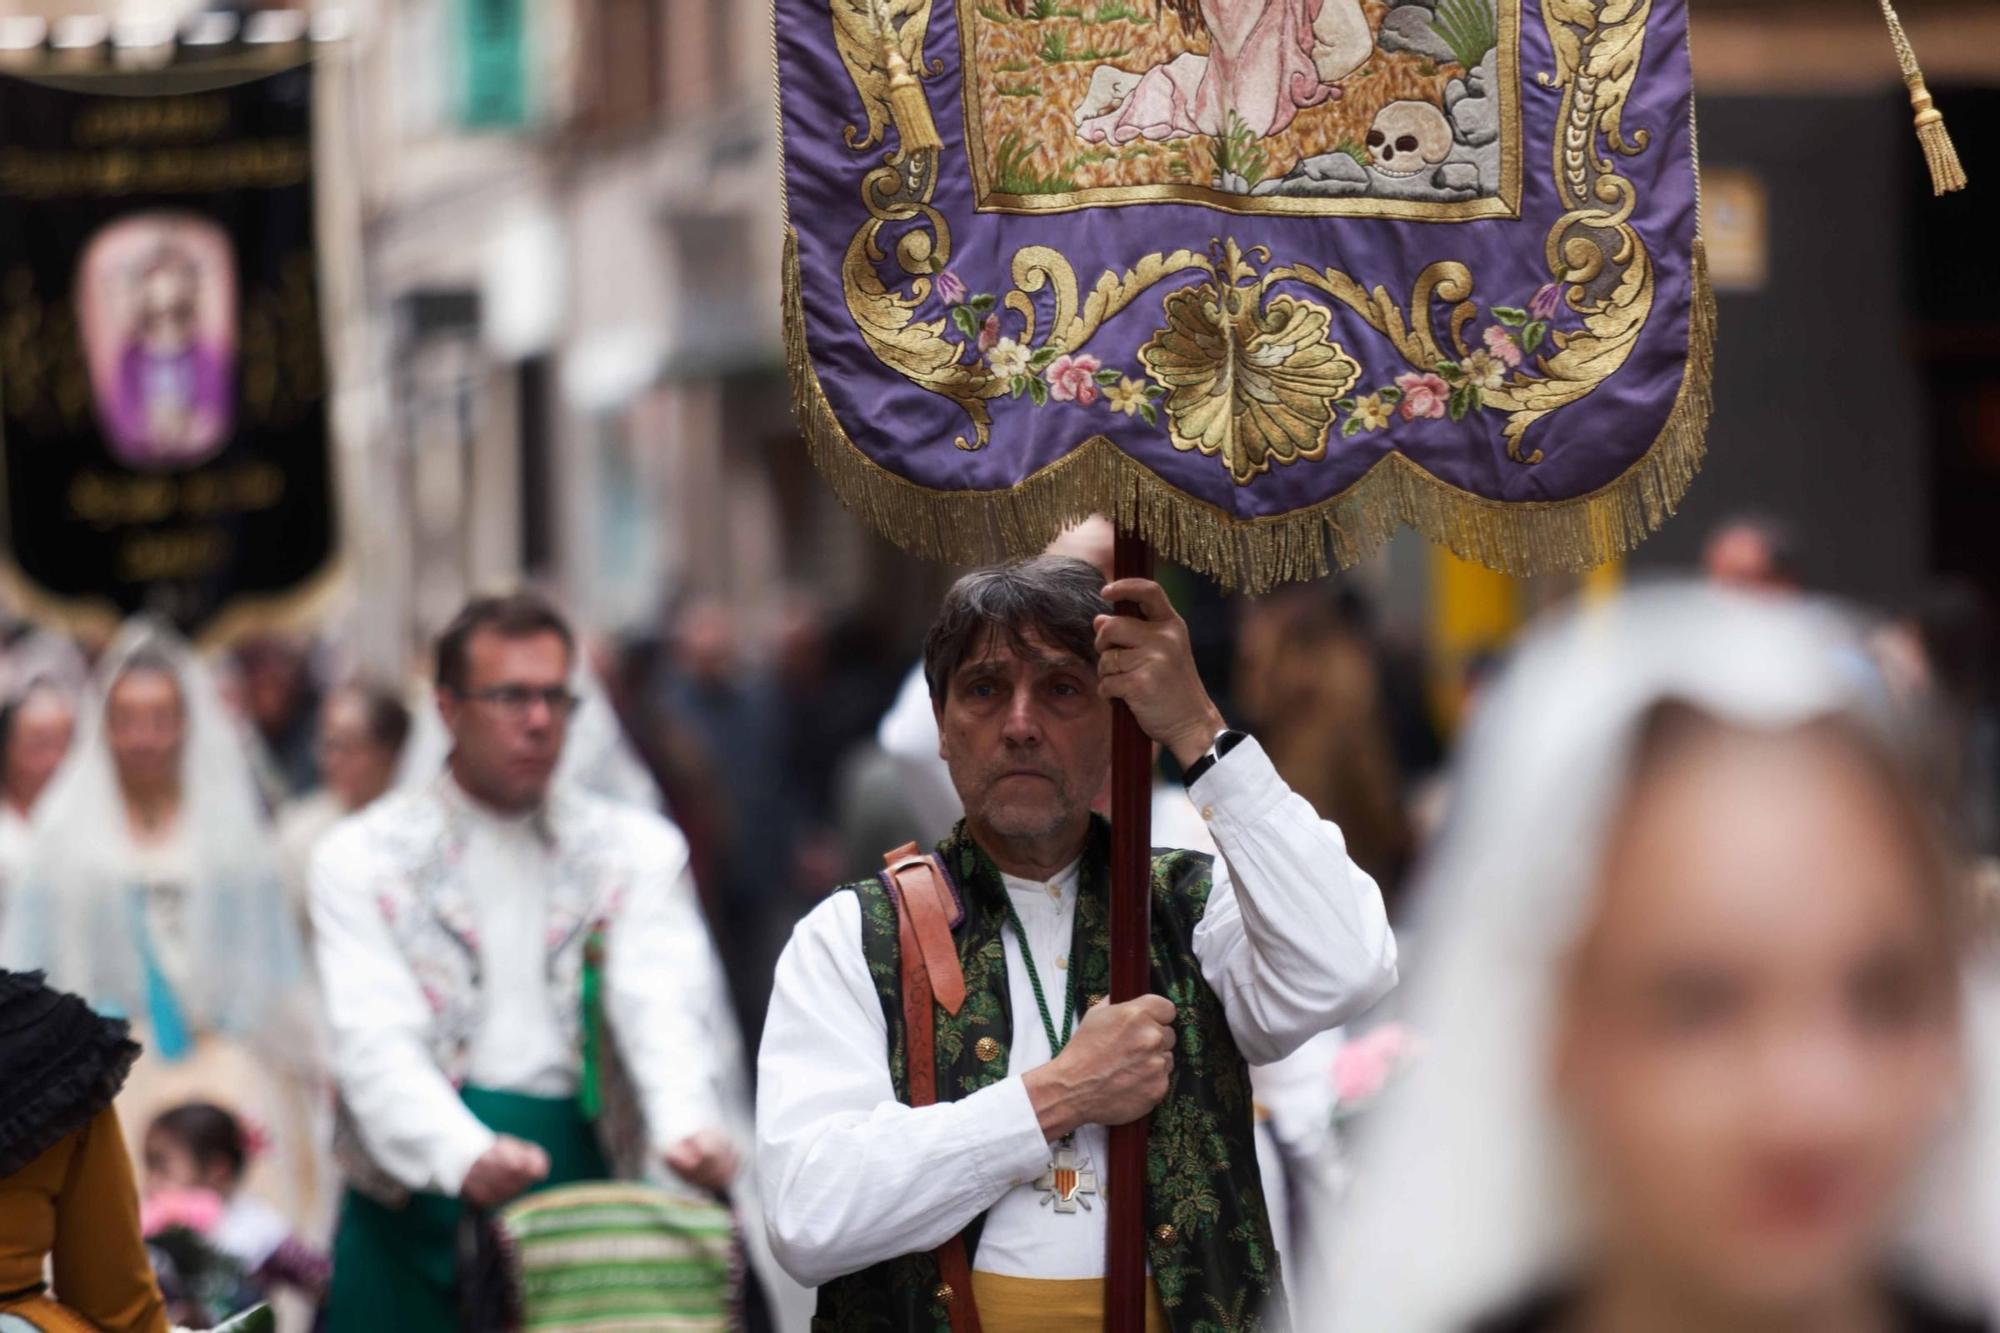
1180, 728, 1248, 788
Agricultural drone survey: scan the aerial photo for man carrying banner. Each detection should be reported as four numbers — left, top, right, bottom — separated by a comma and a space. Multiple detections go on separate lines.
310, 593, 746, 1331
756, 556, 1398, 1330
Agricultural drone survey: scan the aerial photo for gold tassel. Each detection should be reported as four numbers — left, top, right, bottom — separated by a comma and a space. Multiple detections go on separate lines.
886, 53, 943, 155
1878, 0, 1967, 195
1906, 75, 1967, 195
872, 0, 942, 156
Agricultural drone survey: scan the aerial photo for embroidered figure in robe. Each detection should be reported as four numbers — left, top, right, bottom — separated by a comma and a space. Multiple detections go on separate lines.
1074, 0, 1378, 145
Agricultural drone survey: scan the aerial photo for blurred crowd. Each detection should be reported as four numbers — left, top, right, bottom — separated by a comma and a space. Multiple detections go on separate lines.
0, 509, 1995, 1331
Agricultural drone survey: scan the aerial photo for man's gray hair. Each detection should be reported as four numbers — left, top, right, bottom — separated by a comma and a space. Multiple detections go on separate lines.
923, 557, 1108, 705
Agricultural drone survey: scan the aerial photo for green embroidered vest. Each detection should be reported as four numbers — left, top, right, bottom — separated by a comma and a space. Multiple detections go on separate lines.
812, 817, 1285, 1333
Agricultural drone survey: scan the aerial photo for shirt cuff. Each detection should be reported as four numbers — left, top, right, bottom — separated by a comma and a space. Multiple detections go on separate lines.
966, 1077, 1057, 1194
647, 1091, 727, 1162
431, 1119, 500, 1197
1186, 735, 1289, 831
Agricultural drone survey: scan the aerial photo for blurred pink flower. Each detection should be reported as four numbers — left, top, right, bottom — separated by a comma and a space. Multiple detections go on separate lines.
1483, 324, 1523, 367
1530, 282, 1565, 321
977, 314, 1001, 353
934, 269, 967, 307
237, 1114, 270, 1162
1332, 1023, 1416, 1105
142, 1187, 225, 1238
1395, 372, 1450, 421
1047, 353, 1103, 406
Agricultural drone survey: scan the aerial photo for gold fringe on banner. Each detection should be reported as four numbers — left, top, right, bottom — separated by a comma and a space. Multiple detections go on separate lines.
1877, 0, 1967, 195
783, 230, 1716, 594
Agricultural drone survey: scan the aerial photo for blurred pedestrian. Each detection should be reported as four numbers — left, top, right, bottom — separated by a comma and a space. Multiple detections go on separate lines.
1872, 581, 1999, 859
1323, 586, 2000, 1331
275, 683, 410, 944
310, 592, 792, 1331
1235, 584, 1413, 896
1702, 511, 1804, 594
0, 968, 169, 1332
0, 620, 322, 1249
0, 682, 75, 920
234, 636, 322, 802
0, 682, 75, 823
652, 599, 796, 1042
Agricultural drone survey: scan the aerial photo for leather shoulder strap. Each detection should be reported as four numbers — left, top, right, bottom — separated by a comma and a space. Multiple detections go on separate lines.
882, 843, 967, 1016
880, 843, 982, 1333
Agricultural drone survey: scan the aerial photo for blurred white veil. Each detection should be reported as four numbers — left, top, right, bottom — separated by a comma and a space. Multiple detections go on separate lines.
0, 617, 303, 1042
1317, 584, 2000, 1331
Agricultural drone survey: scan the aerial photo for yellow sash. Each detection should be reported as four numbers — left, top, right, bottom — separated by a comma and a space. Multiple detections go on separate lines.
969, 1272, 1171, 1333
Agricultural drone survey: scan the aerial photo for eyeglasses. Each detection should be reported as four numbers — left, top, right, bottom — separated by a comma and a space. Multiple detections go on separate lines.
456, 685, 581, 719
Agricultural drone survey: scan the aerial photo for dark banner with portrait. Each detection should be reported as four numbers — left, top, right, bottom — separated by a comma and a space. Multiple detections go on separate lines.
0, 60, 332, 640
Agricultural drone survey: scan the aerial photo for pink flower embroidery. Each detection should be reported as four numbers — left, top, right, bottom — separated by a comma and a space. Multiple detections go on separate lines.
1045, 353, 1103, 406
977, 314, 1000, 353
1394, 371, 1450, 420
142, 1187, 226, 1239
1483, 324, 1522, 367
934, 268, 967, 307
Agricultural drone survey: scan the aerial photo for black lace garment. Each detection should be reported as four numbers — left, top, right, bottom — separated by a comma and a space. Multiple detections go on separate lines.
0, 969, 140, 1177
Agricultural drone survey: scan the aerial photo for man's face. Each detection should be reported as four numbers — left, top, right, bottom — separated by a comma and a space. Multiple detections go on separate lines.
936, 625, 1109, 846
438, 630, 571, 812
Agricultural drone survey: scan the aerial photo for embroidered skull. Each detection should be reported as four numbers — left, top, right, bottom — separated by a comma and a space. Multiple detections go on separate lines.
1366, 101, 1454, 178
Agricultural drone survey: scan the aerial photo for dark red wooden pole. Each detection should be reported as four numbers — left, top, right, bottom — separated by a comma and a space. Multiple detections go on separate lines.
1105, 529, 1154, 1333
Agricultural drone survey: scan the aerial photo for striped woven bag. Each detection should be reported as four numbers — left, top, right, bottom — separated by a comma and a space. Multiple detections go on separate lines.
489, 1181, 740, 1332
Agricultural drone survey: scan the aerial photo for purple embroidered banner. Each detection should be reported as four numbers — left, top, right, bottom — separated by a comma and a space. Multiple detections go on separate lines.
777, 0, 1712, 588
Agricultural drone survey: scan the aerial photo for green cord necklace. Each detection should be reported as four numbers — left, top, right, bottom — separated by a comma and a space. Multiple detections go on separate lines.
1002, 895, 1075, 1055
1005, 889, 1101, 1213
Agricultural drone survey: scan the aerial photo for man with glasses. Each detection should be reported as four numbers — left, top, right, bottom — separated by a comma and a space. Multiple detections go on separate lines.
309, 593, 741, 1331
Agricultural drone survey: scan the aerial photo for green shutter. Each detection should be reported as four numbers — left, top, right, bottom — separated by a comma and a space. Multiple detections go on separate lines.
458, 0, 527, 129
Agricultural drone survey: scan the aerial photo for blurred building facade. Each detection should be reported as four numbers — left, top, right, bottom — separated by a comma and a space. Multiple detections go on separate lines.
327, 0, 855, 675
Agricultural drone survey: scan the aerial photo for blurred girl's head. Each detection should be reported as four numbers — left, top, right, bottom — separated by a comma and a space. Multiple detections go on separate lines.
1553, 704, 1962, 1320
144, 1102, 248, 1197
1325, 586, 1998, 1332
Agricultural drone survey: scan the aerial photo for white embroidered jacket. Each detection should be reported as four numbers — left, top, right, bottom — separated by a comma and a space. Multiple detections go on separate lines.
310, 775, 734, 1204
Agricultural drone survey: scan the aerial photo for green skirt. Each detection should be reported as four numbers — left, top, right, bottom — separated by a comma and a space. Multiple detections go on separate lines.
324, 1087, 611, 1333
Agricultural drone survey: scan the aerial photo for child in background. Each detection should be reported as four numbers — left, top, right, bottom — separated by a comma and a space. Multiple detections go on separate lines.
143, 1102, 331, 1312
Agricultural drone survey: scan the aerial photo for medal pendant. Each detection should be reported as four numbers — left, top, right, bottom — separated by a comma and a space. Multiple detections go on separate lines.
1034, 1134, 1099, 1214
